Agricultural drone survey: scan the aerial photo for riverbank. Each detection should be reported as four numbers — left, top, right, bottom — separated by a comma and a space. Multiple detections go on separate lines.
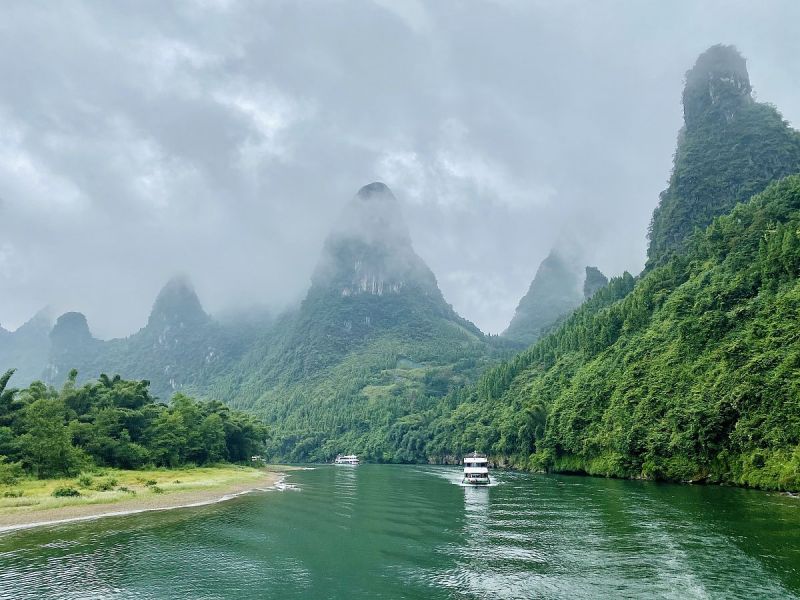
0, 465, 287, 532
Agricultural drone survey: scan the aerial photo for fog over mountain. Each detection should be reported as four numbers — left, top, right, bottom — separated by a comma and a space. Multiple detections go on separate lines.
1, 1, 799, 337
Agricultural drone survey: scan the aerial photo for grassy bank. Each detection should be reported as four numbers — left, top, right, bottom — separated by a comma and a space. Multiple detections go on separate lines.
0, 464, 285, 530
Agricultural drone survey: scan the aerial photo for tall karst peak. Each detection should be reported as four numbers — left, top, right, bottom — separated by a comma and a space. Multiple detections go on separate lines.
147, 276, 209, 329
683, 44, 751, 128
646, 46, 800, 267
312, 182, 438, 299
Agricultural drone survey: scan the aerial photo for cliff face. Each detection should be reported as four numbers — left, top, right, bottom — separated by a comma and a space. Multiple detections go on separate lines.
312, 182, 443, 303
682, 44, 752, 128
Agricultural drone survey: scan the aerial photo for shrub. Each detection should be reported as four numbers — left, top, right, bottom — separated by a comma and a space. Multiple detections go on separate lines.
0, 458, 23, 485
2, 489, 23, 498
77, 474, 93, 488
150, 485, 164, 494
94, 477, 119, 491
117, 486, 136, 495
52, 486, 81, 498
145, 479, 157, 486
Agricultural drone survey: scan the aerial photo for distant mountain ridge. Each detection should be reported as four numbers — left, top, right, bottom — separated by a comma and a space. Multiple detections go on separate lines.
42, 278, 265, 399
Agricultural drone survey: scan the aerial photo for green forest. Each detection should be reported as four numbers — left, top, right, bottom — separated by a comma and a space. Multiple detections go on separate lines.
420, 175, 800, 490
0, 369, 267, 481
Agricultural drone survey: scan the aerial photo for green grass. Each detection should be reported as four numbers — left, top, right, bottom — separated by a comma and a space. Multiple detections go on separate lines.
0, 465, 275, 517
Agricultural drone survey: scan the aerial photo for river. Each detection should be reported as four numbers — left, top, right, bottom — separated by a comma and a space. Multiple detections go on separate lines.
1, 465, 798, 599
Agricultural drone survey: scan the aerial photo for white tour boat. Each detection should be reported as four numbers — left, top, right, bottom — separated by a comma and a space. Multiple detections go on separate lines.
462, 452, 490, 485
334, 454, 360, 465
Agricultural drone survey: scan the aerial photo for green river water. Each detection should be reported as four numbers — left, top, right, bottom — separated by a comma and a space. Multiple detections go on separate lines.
1, 465, 799, 599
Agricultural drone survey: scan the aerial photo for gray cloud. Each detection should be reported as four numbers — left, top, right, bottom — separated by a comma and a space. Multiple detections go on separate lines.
1, 0, 799, 337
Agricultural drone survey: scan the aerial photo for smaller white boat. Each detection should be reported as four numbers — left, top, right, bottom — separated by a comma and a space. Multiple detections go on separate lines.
462, 452, 490, 485
334, 454, 360, 465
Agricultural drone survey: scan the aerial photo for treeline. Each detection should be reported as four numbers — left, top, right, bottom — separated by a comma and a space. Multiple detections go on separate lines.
0, 369, 267, 479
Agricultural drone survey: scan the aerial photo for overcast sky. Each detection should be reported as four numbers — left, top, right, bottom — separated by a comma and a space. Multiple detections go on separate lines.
1, 0, 799, 338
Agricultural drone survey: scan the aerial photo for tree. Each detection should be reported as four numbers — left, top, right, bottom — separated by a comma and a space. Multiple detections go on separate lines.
15, 397, 85, 478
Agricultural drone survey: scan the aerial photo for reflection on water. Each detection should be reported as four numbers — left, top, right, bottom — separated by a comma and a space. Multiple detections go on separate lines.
1, 466, 799, 599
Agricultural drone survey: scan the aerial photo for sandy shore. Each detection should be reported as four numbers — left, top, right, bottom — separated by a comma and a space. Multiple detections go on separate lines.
0, 469, 284, 533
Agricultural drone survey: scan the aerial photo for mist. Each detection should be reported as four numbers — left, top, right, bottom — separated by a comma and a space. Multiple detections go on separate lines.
1, 0, 799, 338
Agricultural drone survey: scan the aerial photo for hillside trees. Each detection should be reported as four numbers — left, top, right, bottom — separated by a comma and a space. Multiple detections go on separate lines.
0, 369, 267, 478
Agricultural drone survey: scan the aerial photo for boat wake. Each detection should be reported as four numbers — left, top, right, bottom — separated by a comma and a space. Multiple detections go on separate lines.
426, 466, 501, 487
458, 480, 500, 488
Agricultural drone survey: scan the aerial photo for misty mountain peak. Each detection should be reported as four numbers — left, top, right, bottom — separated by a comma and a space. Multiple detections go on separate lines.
647, 46, 800, 267
683, 44, 752, 128
0, 307, 52, 336
331, 181, 411, 248
312, 183, 436, 297
50, 312, 93, 346
357, 181, 392, 198
147, 276, 209, 329
503, 249, 584, 345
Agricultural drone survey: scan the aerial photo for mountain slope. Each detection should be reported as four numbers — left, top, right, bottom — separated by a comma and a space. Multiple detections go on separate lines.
441, 175, 800, 489
647, 44, 800, 267
503, 250, 596, 345
209, 183, 510, 461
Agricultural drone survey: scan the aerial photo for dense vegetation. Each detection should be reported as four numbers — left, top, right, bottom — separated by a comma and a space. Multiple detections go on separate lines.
415, 175, 800, 490
0, 369, 267, 480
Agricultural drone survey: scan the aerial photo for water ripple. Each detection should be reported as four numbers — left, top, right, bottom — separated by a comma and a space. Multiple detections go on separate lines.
1, 466, 798, 599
